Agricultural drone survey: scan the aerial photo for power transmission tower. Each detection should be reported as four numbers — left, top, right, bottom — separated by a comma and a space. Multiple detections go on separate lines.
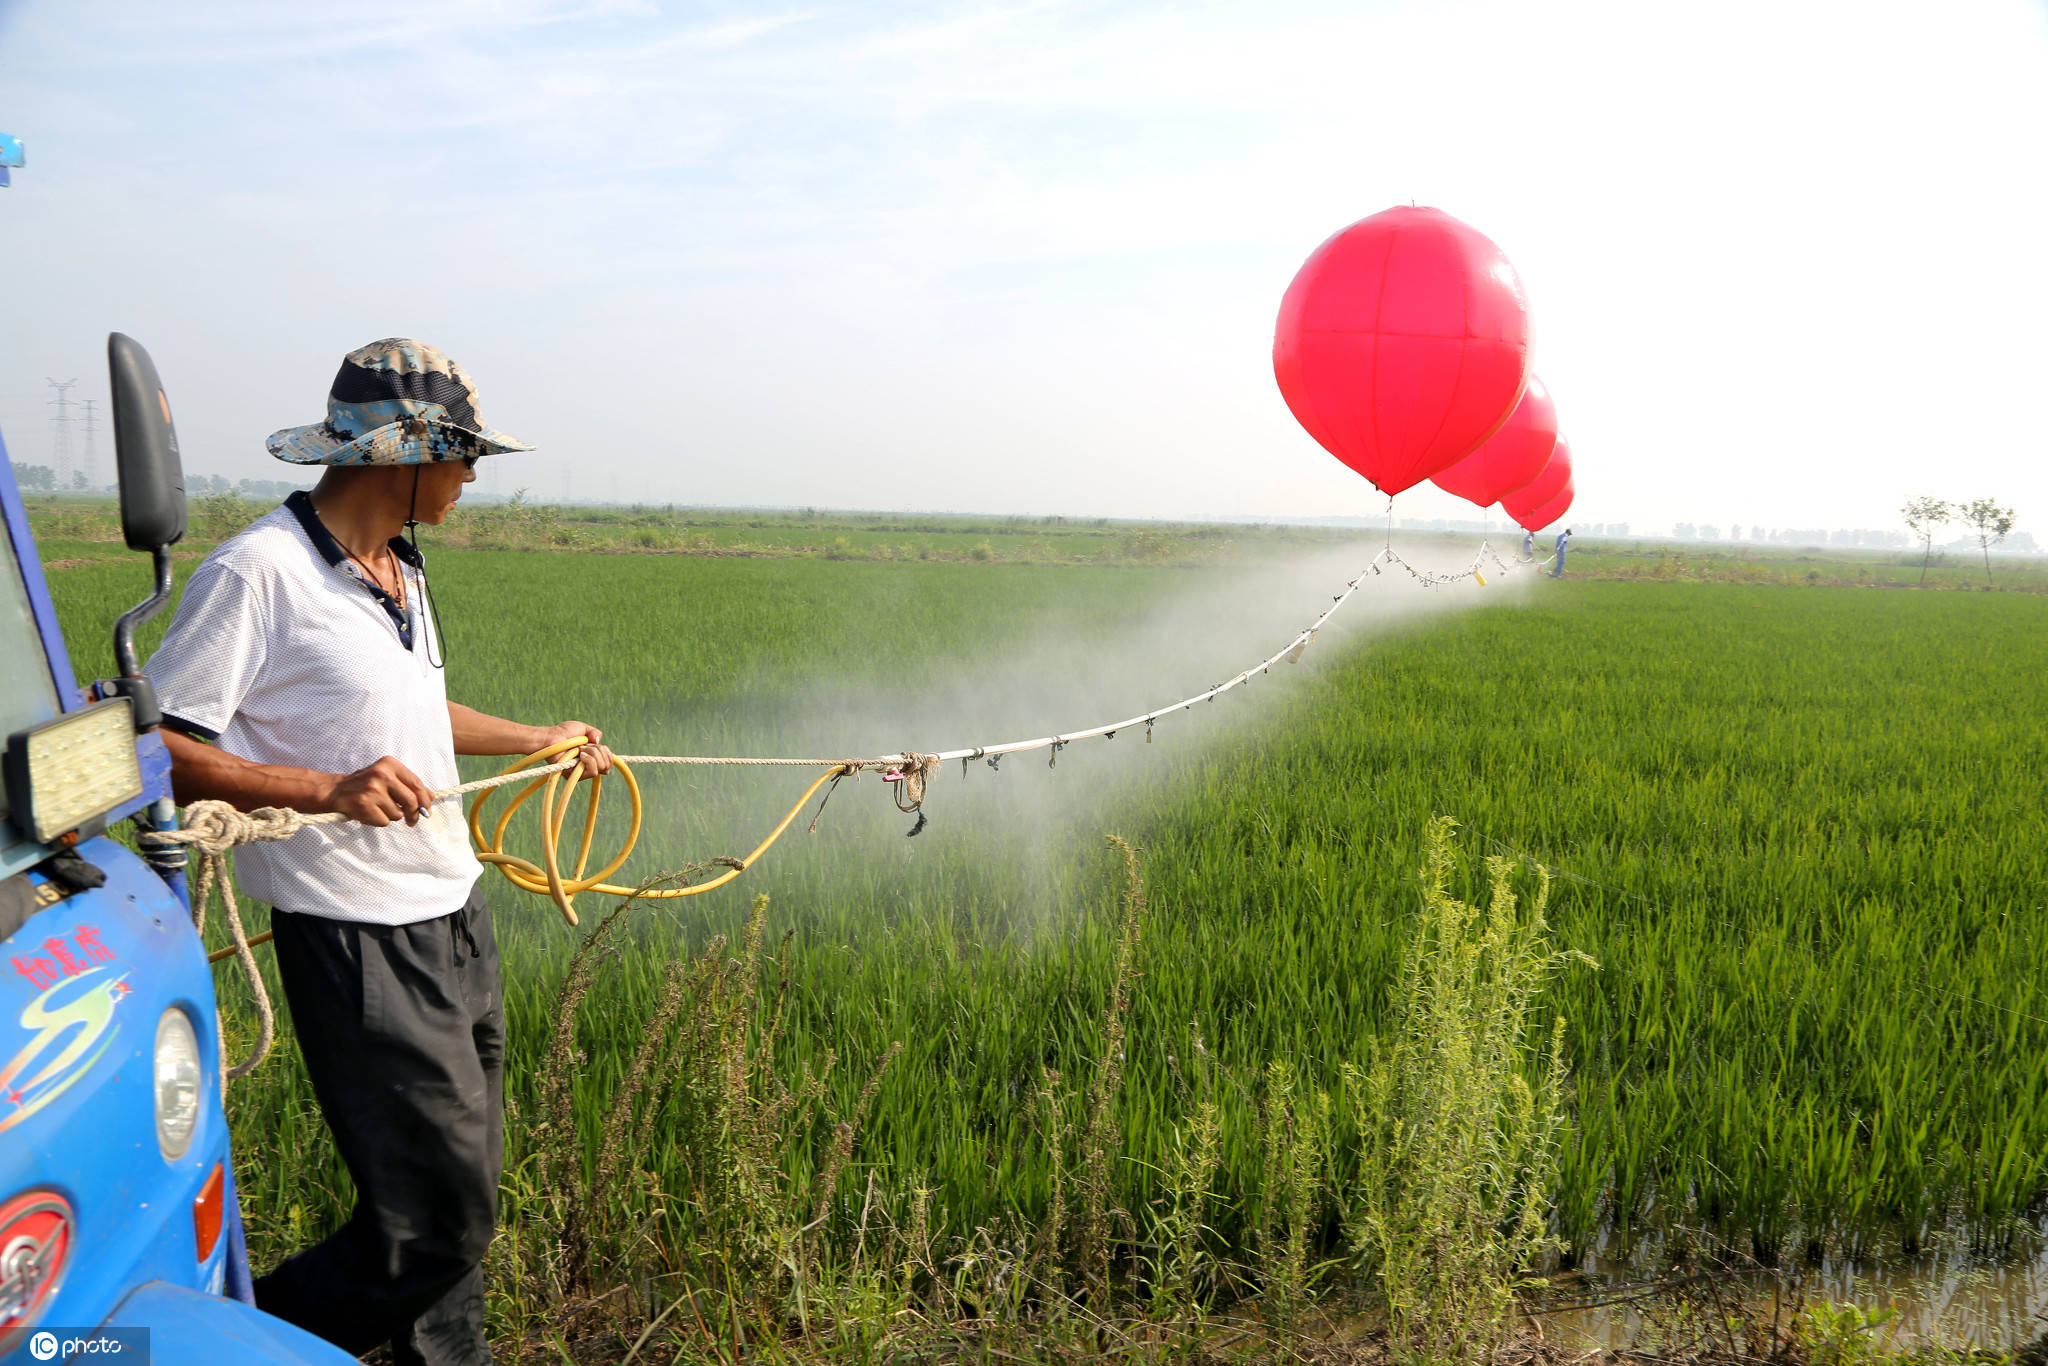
80, 398, 100, 491
45, 378, 78, 490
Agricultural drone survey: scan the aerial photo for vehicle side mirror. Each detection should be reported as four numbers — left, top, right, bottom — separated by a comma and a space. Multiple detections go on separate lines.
107, 333, 187, 552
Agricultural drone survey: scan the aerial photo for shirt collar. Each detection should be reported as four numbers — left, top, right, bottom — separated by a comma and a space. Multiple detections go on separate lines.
284, 489, 419, 651
284, 490, 423, 569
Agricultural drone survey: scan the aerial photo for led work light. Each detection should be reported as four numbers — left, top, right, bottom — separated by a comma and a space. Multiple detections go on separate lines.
3, 699, 144, 844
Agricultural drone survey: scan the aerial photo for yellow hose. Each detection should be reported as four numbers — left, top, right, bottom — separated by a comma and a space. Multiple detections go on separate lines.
466, 737, 843, 926
206, 738, 839, 960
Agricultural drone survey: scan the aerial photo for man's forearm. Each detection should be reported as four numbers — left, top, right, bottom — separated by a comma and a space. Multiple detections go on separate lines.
162, 728, 339, 811
447, 702, 550, 757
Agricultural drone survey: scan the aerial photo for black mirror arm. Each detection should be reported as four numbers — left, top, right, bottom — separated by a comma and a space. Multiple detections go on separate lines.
107, 545, 173, 731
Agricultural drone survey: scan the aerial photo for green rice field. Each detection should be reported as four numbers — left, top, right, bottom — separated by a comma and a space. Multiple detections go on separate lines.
42, 523, 2048, 1345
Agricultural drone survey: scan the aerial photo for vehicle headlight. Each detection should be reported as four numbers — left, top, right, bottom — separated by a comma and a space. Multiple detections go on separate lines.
3, 699, 143, 844
154, 1009, 201, 1161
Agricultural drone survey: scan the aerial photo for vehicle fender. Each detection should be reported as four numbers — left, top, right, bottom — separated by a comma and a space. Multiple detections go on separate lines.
83, 1280, 357, 1364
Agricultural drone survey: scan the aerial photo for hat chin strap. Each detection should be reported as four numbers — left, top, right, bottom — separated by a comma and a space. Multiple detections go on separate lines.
404, 466, 449, 671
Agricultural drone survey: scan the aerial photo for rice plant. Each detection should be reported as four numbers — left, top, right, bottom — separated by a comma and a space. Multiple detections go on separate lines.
41, 524, 2048, 1358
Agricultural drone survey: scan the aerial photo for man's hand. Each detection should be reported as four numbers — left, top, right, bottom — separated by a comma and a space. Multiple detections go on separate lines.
323, 756, 439, 827
447, 703, 615, 776
540, 721, 614, 779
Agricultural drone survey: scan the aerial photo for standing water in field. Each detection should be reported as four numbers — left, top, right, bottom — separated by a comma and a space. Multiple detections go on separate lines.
1526, 1237, 2048, 1356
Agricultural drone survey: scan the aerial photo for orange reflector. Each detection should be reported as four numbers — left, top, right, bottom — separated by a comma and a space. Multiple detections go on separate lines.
193, 1163, 224, 1262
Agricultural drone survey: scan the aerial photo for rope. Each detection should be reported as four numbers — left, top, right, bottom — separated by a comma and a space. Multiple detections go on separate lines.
149, 756, 589, 1077
142, 541, 1509, 1078
185, 838, 273, 1082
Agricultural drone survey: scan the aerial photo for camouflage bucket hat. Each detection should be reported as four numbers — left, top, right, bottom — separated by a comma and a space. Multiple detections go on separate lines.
265, 338, 534, 466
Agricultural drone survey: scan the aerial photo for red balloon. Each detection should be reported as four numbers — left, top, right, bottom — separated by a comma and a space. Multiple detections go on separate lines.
1274, 206, 1531, 496
1520, 478, 1575, 533
1501, 437, 1572, 532
1430, 374, 1558, 507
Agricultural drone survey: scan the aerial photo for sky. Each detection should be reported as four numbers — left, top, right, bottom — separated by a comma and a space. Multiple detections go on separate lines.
1, 0, 2044, 534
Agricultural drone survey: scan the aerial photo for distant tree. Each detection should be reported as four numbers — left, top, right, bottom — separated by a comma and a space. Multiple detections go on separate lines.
11, 461, 55, 491
70, 469, 89, 491
1957, 498, 2016, 585
1673, 522, 1696, 540
1611, 522, 1629, 538
1699, 524, 1721, 540
1901, 496, 1950, 585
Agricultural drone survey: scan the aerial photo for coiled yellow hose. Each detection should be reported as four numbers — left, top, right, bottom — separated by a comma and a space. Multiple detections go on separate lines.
466, 737, 842, 925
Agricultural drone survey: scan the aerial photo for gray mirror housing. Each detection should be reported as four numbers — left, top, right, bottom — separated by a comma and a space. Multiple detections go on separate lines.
107, 333, 187, 552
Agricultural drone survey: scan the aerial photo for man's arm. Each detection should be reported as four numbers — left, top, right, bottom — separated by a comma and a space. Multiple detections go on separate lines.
447, 703, 614, 776
161, 728, 438, 827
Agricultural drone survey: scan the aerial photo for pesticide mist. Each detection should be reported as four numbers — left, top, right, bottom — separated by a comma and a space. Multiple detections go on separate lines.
627, 537, 1529, 933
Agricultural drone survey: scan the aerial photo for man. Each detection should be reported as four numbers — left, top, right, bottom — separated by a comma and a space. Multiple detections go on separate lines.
1551, 526, 1573, 577
1523, 528, 1535, 560
145, 339, 611, 1366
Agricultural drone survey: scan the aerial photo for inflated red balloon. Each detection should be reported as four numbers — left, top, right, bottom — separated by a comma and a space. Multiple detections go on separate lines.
1521, 478, 1575, 533
1430, 374, 1558, 507
1275, 206, 1531, 496
1501, 437, 1571, 532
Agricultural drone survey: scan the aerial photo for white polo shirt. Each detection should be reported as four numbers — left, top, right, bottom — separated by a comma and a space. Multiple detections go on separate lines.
145, 494, 481, 925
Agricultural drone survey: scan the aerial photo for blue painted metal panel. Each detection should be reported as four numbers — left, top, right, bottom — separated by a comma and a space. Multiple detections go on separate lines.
0, 402, 329, 1360
0, 134, 20, 167
94, 1281, 356, 1364
0, 838, 264, 1349
0, 430, 70, 882
0, 428, 166, 883
135, 731, 173, 809
0, 429, 83, 712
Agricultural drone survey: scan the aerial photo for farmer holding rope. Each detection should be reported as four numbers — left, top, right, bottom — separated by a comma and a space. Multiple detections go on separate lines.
1551, 526, 1573, 577
144, 339, 611, 1366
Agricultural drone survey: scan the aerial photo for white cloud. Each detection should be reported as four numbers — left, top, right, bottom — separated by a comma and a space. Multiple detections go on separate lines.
2, 0, 2043, 532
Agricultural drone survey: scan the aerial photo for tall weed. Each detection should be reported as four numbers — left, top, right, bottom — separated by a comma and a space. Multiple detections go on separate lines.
1345, 816, 1595, 1363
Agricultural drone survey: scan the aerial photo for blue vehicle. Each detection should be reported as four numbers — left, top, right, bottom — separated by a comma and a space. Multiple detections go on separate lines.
0, 329, 353, 1365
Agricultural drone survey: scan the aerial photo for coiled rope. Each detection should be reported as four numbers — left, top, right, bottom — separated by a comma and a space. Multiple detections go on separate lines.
146, 540, 1519, 1078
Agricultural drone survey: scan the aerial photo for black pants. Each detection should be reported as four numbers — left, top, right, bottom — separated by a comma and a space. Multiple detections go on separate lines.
254, 881, 504, 1366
